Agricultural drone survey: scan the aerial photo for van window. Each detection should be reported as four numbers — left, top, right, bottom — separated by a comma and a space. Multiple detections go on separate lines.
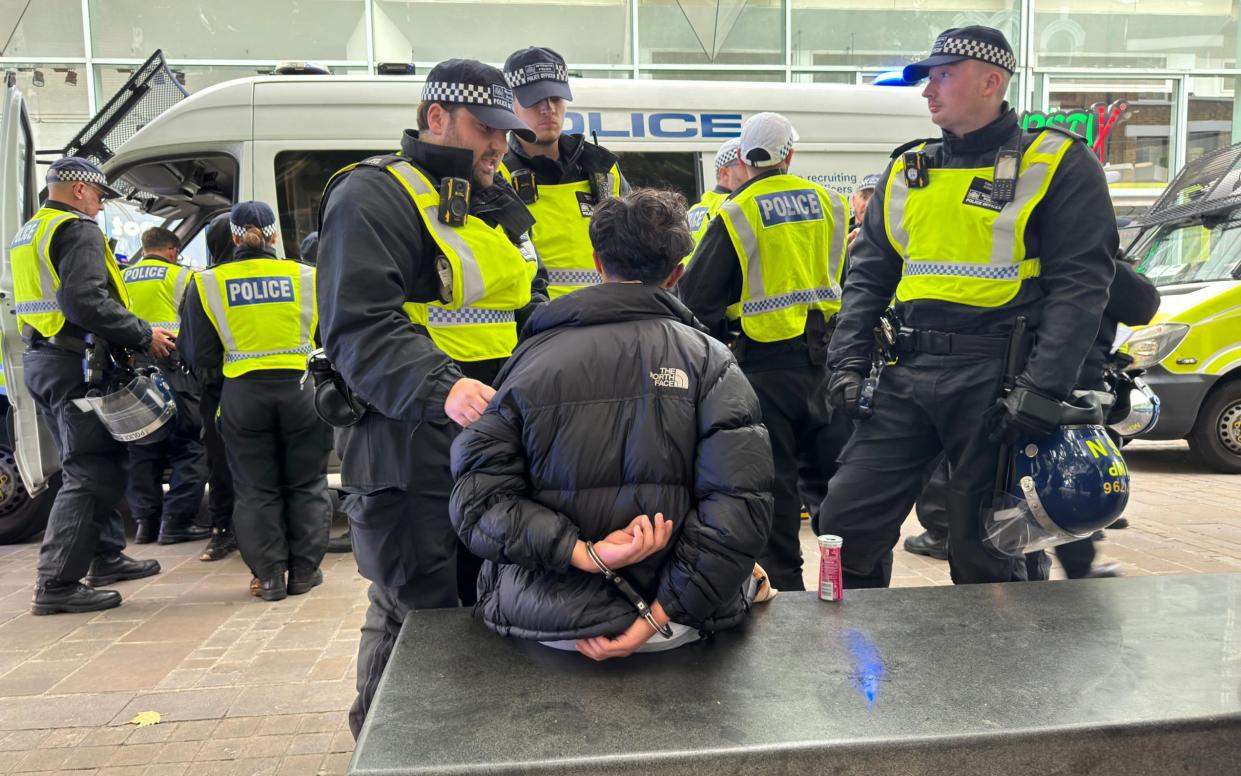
275, 150, 376, 261
1134, 215, 1241, 286
614, 152, 701, 203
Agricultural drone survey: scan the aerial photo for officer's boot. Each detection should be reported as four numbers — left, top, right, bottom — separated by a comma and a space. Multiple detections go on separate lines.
133, 518, 159, 545
199, 527, 238, 561
32, 582, 122, 615
903, 530, 949, 561
84, 553, 162, 586
157, 515, 212, 545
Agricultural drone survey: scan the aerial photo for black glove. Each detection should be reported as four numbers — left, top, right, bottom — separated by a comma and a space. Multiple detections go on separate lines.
827, 369, 867, 419
983, 386, 1061, 443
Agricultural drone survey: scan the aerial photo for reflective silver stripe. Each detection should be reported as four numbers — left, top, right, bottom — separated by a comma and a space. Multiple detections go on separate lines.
426, 307, 516, 326
989, 132, 1071, 265
196, 273, 240, 352
386, 161, 487, 305
825, 191, 847, 286
546, 269, 601, 287
902, 261, 1024, 280
171, 268, 191, 312
742, 287, 840, 317
33, 213, 76, 308
297, 264, 315, 345
886, 161, 913, 253
719, 199, 764, 302
224, 344, 316, 363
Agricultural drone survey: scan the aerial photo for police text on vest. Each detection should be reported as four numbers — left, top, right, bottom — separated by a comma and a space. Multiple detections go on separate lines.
226, 276, 296, 306
755, 190, 824, 227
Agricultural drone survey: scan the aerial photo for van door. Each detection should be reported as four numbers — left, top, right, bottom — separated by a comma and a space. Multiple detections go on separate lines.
0, 72, 59, 495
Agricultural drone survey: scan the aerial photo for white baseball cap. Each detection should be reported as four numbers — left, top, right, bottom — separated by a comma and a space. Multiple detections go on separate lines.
713, 139, 741, 172
739, 112, 799, 168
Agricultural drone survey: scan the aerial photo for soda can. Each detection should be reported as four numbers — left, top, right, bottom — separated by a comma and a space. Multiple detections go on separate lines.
818, 534, 844, 602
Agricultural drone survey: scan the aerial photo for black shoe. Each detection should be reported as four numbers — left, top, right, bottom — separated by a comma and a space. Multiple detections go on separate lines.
1083, 562, 1123, 578
158, 518, 212, 545
288, 568, 324, 596
133, 519, 159, 545
256, 572, 287, 602
199, 528, 238, 562
326, 528, 352, 554
1109, 517, 1130, 530
32, 582, 122, 615
84, 554, 161, 586
903, 531, 949, 560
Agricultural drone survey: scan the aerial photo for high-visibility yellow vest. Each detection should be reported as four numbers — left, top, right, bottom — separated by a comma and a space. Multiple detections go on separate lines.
498, 161, 621, 298
885, 129, 1073, 308
11, 206, 129, 337
718, 174, 848, 343
123, 257, 193, 336
194, 258, 317, 378
683, 189, 730, 266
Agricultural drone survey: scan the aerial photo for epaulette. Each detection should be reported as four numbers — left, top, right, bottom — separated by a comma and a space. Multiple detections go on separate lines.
890, 137, 939, 159
356, 153, 405, 169
1029, 124, 1086, 143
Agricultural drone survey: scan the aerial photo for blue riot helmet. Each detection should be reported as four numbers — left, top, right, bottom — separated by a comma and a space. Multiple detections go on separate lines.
984, 424, 1130, 557
1109, 376, 1160, 438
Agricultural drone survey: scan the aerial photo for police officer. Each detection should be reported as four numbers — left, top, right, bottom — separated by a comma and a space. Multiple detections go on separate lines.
15, 157, 172, 615
179, 201, 331, 601
686, 138, 741, 252
122, 227, 211, 546
680, 112, 851, 592
315, 59, 541, 737
500, 46, 627, 298
848, 173, 880, 248
196, 213, 238, 562
820, 26, 1117, 587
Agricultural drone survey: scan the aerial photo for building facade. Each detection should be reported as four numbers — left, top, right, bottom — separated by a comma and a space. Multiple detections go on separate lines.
3, 0, 1239, 203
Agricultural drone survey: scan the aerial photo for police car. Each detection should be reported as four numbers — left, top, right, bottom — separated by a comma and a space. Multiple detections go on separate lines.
1122, 143, 1241, 473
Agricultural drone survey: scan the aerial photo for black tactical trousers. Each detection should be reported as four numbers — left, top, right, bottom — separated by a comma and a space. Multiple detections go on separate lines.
744, 362, 850, 591
199, 381, 234, 530
24, 346, 127, 586
819, 351, 1037, 587
127, 368, 208, 524
218, 374, 331, 579
343, 415, 483, 738
915, 454, 950, 537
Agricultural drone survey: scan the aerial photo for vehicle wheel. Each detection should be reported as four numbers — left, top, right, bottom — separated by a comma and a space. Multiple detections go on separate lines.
1188, 380, 1241, 474
0, 445, 57, 544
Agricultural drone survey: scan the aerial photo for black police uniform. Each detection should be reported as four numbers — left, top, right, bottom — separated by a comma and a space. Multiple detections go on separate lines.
821, 105, 1117, 588
178, 245, 332, 592
24, 202, 160, 604
680, 169, 853, 592
317, 130, 541, 738
503, 133, 629, 199
196, 213, 237, 555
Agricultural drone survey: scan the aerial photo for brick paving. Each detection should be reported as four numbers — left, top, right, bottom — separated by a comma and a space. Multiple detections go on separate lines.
0, 440, 1234, 775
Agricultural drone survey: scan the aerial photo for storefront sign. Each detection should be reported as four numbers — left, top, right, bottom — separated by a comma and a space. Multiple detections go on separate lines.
1020, 100, 1128, 164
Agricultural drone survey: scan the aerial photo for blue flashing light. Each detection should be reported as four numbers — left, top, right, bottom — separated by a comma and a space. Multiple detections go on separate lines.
873, 69, 915, 87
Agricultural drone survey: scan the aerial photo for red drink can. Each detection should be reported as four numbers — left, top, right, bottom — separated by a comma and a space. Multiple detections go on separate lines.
818, 534, 843, 602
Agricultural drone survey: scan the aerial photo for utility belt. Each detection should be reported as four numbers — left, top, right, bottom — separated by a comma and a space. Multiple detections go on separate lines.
892, 328, 1009, 358
23, 325, 89, 356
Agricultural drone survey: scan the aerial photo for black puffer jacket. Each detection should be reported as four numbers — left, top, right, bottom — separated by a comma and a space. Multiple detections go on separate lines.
450, 282, 773, 641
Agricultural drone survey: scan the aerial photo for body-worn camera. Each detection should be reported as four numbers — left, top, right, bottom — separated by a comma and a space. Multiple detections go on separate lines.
438, 177, 471, 227
511, 169, 538, 205
902, 151, 929, 188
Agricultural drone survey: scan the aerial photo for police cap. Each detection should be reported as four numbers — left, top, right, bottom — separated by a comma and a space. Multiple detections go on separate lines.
504, 46, 572, 109
230, 201, 278, 239
903, 26, 1016, 83
859, 173, 881, 192
423, 59, 535, 142
47, 156, 123, 199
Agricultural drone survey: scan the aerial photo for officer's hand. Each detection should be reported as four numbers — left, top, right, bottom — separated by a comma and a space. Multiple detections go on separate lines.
827, 369, 866, 417
148, 327, 176, 359
984, 387, 1060, 444
445, 377, 495, 428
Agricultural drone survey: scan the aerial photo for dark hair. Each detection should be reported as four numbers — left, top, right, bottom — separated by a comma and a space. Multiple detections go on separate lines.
140, 226, 180, 253
416, 101, 460, 131
588, 189, 694, 285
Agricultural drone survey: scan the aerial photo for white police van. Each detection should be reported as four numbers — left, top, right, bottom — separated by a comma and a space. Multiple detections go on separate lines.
1, 53, 933, 542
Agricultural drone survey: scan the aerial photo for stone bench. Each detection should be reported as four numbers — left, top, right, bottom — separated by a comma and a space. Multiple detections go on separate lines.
349, 573, 1241, 775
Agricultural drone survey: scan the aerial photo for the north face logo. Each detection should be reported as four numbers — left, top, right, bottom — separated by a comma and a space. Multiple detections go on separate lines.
650, 367, 689, 390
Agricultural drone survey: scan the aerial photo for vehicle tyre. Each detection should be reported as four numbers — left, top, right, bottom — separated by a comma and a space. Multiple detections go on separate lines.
0, 445, 57, 544
1188, 379, 1241, 474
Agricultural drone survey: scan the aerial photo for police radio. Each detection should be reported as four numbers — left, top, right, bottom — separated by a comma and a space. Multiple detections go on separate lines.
511, 169, 538, 205
902, 151, 929, 188
438, 177, 471, 227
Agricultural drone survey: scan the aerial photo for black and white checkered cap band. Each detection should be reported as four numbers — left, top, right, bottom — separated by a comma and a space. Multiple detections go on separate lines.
504, 63, 568, 88
49, 169, 108, 186
714, 145, 739, 172
230, 222, 278, 238
423, 81, 516, 112
932, 36, 1016, 73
